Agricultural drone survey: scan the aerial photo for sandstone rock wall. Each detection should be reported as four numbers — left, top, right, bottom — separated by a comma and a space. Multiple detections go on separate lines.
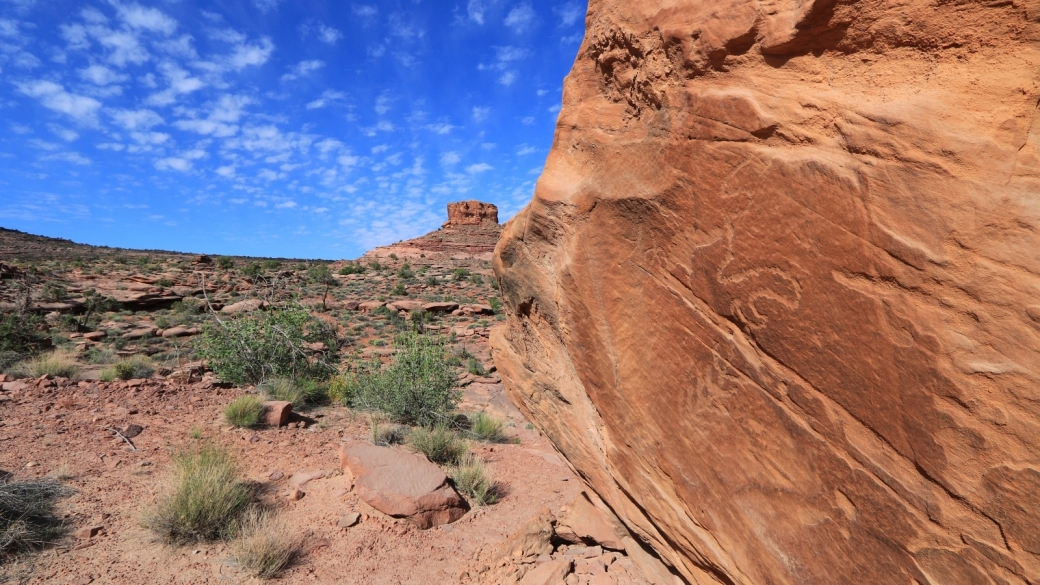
491, 1, 1040, 584
446, 201, 499, 227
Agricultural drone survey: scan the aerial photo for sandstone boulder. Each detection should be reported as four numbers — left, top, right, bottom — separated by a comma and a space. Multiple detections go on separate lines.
387, 300, 423, 312
422, 302, 459, 313
120, 327, 156, 340
358, 301, 385, 312
337, 442, 467, 529
444, 200, 498, 227
161, 326, 199, 338
491, 0, 1040, 583
556, 493, 625, 552
263, 401, 292, 427
220, 299, 265, 314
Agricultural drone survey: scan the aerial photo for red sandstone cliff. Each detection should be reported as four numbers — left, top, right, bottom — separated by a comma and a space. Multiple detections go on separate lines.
491, 0, 1040, 583
364, 201, 501, 262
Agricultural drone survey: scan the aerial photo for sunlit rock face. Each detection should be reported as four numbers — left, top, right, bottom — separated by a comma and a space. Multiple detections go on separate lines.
492, 0, 1040, 583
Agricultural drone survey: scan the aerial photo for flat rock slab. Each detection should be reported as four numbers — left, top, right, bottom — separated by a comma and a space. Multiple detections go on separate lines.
263, 401, 292, 427
338, 441, 467, 529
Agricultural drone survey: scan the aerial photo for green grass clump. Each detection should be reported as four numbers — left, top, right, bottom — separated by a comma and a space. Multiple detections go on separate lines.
101, 355, 155, 381
449, 454, 498, 507
257, 378, 303, 406
142, 444, 250, 544
469, 412, 506, 443
224, 396, 265, 428
10, 350, 80, 379
0, 477, 73, 557
408, 425, 466, 465
230, 509, 301, 578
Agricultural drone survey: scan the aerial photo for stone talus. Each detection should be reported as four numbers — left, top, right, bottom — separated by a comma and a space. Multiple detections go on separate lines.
492, 0, 1040, 583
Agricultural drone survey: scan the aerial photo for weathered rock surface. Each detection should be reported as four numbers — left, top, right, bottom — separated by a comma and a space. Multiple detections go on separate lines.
365, 201, 502, 261
445, 200, 499, 227
492, 1, 1040, 584
337, 441, 467, 529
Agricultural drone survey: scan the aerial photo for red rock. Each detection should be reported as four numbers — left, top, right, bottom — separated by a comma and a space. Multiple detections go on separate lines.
358, 301, 385, 312
422, 302, 459, 313
342, 301, 360, 310
461, 304, 493, 315
387, 300, 423, 312
160, 326, 198, 338
303, 342, 327, 352
262, 400, 292, 427
82, 331, 106, 341
555, 493, 625, 551
518, 559, 572, 585
0, 374, 6, 383
287, 488, 305, 501
120, 327, 156, 340
445, 201, 498, 227
75, 526, 103, 539
337, 441, 467, 529
491, 1, 1040, 583
220, 299, 265, 314
288, 470, 325, 489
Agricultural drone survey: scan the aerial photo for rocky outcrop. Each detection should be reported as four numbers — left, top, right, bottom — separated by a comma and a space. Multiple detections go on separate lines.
365, 201, 502, 261
445, 201, 499, 227
492, 1, 1040, 584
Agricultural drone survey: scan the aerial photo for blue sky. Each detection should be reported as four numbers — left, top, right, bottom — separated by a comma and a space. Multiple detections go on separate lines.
0, 0, 586, 259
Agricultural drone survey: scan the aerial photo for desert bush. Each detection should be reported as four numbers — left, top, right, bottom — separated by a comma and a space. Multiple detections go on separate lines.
449, 454, 498, 506
0, 313, 47, 357
469, 273, 484, 286
194, 306, 337, 385
391, 283, 407, 296
102, 355, 155, 381
424, 276, 439, 286
142, 444, 250, 544
0, 476, 73, 558
262, 259, 281, 271
341, 333, 460, 428
469, 412, 506, 443
224, 396, 265, 428
371, 419, 407, 446
488, 297, 502, 314
452, 268, 470, 282
241, 262, 262, 279
408, 425, 466, 465
397, 264, 415, 280
10, 351, 80, 380
337, 262, 363, 275
466, 358, 486, 377
156, 278, 174, 288
368, 261, 382, 271
216, 256, 235, 270
326, 374, 353, 405
230, 509, 301, 578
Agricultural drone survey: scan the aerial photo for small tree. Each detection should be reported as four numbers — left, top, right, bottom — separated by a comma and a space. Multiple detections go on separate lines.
307, 265, 337, 310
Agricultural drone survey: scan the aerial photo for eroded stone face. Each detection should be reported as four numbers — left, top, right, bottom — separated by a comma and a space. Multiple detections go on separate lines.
446, 201, 499, 227
492, 0, 1040, 583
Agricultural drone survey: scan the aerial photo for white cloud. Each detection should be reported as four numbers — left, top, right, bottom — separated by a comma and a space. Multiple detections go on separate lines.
521, 116, 534, 124
17, 80, 101, 126
114, 3, 177, 36
42, 151, 91, 165
553, 3, 584, 27
47, 124, 79, 142
352, 5, 377, 18
281, 59, 324, 82
316, 138, 343, 154
306, 90, 345, 109
517, 144, 536, 155
216, 165, 236, 177
78, 64, 128, 85
275, 200, 297, 208
426, 123, 455, 135
129, 131, 169, 144
338, 153, 359, 168
371, 144, 389, 154
317, 25, 342, 44
466, 162, 492, 174
467, 0, 484, 24
499, 71, 517, 86
472, 107, 490, 122
253, 0, 281, 13
156, 157, 191, 171
108, 108, 163, 130
145, 62, 204, 106
504, 4, 536, 33
440, 151, 460, 166
228, 37, 273, 69
374, 93, 392, 115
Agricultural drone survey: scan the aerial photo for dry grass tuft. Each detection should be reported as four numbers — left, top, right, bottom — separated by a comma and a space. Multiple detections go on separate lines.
468, 412, 506, 443
223, 396, 264, 428
408, 425, 466, 465
10, 351, 80, 380
449, 454, 499, 507
230, 509, 301, 578
0, 476, 73, 558
142, 444, 250, 544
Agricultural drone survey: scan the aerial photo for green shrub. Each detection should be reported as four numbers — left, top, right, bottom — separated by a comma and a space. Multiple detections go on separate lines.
0, 477, 73, 557
466, 358, 486, 377
452, 268, 470, 282
156, 278, 174, 288
142, 444, 250, 543
449, 454, 498, 506
194, 306, 337, 385
371, 420, 407, 446
230, 509, 300, 578
391, 283, 407, 296
408, 425, 466, 465
262, 259, 282, 271
397, 264, 414, 280
368, 261, 382, 271
216, 256, 235, 270
101, 355, 154, 381
342, 333, 460, 427
469, 412, 506, 443
224, 396, 265, 428
241, 263, 262, 279
0, 313, 47, 356
469, 274, 484, 286
424, 276, 439, 286
488, 297, 502, 314
327, 374, 353, 405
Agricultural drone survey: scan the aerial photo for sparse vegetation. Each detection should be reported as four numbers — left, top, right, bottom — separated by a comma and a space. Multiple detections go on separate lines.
195, 306, 337, 385
216, 256, 235, 270
0, 476, 73, 558
10, 350, 80, 380
101, 355, 155, 381
340, 333, 460, 428
224, 396, 265, 428
449, 454, 498, 506
408, 425, 466, 465
142, 444, 250, 544
469, 412, 506, 443
258, 378, 304, 406
230, 509, 301, 578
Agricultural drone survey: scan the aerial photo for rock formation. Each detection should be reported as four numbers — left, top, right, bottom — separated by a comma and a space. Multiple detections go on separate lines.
492, 1, 1040, 584
364, 201, 501, 261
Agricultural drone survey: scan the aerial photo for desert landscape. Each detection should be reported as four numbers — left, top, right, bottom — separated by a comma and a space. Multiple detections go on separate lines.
4, 0, 1040, 583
